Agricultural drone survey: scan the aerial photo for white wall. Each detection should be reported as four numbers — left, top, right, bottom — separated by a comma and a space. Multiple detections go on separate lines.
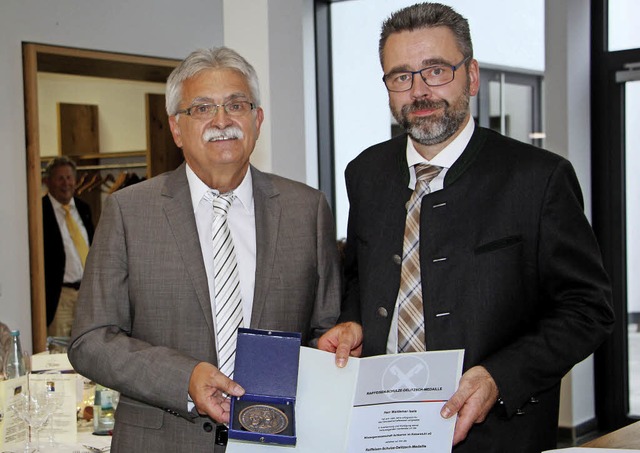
38, 74, 166, 157
223, 0, 318, 186
0, 0, 226, 352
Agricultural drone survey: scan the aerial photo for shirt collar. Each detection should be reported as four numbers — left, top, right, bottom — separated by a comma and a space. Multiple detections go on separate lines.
406, 115, 475, 168
48, 193, 77, 210
186, 164, 254, 213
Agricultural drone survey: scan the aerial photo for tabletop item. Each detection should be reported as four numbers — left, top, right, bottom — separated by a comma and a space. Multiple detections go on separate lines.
4, 331, 27, 379
9, 388, 56, 451
93, 384, 116, 435
83, 444, 111, 452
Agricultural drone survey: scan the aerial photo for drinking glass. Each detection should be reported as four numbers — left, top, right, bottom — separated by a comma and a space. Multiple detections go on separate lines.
43, 378, 66, 448
9, 389, 55, 452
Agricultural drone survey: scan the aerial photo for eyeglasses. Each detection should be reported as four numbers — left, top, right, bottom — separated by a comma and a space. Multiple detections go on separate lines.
382, 56, 471, 92
175, 100, 256, 119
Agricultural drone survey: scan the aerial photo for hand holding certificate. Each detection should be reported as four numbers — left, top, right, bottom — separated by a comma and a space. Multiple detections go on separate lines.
345, 349, 464, 452
226, 348, 463, 453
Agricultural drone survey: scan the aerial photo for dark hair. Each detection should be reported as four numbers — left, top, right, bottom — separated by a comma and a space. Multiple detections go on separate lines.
379, 2, 473, 67
44, 156, 77, 179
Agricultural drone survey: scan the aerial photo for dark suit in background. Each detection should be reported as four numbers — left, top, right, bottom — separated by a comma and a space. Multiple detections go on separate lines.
338, 128, 614, 452
42, 195, 94, 327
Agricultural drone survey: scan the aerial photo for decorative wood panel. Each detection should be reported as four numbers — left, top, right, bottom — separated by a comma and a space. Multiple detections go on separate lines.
147, 93, 183, 177
58, 103, 101, 228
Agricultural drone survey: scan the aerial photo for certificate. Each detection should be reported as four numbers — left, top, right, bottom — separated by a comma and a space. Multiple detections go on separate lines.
227, 348, 463, 453
346, 350, 463, 452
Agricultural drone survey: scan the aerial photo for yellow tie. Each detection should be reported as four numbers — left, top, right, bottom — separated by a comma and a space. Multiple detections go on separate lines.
62, 204, 89, 267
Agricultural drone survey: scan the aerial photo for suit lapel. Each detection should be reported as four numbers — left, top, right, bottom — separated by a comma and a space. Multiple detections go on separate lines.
249, 166, 280, 327
161, 163, 215, 339
378, 137, 412, 307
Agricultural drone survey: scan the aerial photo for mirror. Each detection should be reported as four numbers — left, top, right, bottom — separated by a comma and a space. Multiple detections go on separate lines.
24, 43, 181, 352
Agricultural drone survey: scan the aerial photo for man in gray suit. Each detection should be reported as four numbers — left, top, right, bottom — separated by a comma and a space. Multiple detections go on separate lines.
69, 47, 341, 452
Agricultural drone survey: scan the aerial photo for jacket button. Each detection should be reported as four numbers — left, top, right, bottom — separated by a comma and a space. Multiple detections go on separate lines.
203, 422, 214, 432
377, 307, 388, 318
516, 408, 525, 415
529, 397, 539, 404
392, 254, 402, 265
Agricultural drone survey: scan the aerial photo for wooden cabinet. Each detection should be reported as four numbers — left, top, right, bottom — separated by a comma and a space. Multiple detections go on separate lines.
147, 93, 184, 178
55, 100, 182, 226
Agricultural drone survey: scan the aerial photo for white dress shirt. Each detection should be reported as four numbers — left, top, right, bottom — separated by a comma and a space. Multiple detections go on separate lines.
48, 193, 88, 283
386, 116, 475, 354
187, 164, 256, 340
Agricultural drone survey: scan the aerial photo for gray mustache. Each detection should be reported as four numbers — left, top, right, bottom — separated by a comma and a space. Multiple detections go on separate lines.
203, 127, 244, 141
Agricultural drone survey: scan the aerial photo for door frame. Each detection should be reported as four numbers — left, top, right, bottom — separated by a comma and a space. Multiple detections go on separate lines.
23, 43, 178, 352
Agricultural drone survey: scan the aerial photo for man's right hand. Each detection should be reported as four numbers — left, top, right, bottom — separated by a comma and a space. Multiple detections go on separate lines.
188, 362, 245, 423
317, 322, 363, 368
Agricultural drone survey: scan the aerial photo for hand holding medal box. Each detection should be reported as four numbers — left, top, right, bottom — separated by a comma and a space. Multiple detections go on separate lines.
228, 328, 301, 446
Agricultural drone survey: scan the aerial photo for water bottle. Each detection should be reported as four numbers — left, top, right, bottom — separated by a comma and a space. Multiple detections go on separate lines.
93, 384, 115, 434
4, 330, 27, 379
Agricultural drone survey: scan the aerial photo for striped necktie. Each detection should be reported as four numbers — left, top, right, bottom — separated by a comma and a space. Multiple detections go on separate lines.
209, 191, 243, 378
396, 163, 442, 353
62, 204, 89, 267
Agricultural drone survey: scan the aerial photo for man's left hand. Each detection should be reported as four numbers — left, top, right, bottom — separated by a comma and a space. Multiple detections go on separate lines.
440, 365, 499, 446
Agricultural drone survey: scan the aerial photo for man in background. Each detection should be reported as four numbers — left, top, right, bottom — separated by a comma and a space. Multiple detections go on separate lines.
69, 46, 341, 452
319, 3, 614, 452
42, 156, 94, 337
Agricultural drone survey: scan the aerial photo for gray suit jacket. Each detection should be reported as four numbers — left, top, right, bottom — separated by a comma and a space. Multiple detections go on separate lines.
69, 163, 341, 452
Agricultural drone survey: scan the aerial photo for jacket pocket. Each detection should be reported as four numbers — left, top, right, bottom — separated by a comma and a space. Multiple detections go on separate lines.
474, 235, 523, 255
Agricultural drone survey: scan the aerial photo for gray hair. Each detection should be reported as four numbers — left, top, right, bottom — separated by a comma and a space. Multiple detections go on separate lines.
44, 156, 77, 179
379, 2, 473, 67
165, 46, 261, 116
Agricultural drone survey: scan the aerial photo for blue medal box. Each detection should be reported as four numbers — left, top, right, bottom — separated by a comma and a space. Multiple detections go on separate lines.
228, 327, 301, 446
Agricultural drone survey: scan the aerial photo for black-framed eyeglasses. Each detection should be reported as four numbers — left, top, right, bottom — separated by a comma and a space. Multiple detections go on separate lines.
382, 56, 471, 92
175, 100, 256, 119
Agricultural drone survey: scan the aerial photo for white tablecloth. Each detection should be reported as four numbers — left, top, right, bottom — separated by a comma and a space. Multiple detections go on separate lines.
3, 427, 111, 453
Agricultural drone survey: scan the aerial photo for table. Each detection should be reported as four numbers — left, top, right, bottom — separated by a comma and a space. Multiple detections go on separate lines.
2, 427, 111, 453
581, 421, 640, 449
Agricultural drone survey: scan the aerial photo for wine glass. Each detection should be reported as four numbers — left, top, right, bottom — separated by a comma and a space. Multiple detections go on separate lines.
42, 378, 66, 449
9, 388, 56, 452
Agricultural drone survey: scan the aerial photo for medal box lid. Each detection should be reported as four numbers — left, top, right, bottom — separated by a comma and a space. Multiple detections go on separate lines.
233, 327, 301, 398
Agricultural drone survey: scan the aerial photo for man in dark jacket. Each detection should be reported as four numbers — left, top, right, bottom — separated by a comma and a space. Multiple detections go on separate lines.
319, 3, 615, 452
42, 156, 94, 337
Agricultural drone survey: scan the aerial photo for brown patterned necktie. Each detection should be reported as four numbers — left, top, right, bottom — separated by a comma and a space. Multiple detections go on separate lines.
397, 163, 443, 353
